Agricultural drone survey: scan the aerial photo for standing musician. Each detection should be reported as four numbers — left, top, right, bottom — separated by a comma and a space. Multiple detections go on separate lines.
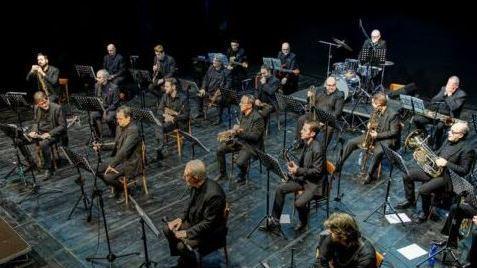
335, 92, 401, 184
103, 43, 126, 85
254, 65, 280, 119
395, 121, 474, 223
28, 91, 67, 181
196, 55, 231, 124
215, 95, 265, 184
295, 76, 345, 150
277, 42, 300, 95
148, 44, 176, 99
163, 160, 227, 268
313, 213, 377, 268
413, 76, 467, 148
26, 53, 59, 101
225, 40, 248, 90
360, 29, 387, 52
94, 106, 141, 203
359, 30, 386, 86
91, 69, 120, 138
263, 120, 324, 232
155, 78, 190, 160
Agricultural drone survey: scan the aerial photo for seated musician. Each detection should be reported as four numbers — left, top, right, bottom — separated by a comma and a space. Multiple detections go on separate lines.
360, 29, 387, 51
295, 76, 344, 150
225, 39, 248, 90
155, 77, 190, 160
277, 42, 300, 95
263, 120, 324, 232
28, 91, 67, 181
94, 106, 141, 203
254, 65, 280, 119
103, 43, 126, 86
437, 199, 477, 248
395, 121, 474, 223
196, 55, 231, 124
163, 159, 227, 268
147, 44, 176, 99
413, 76, 467, 149
335, 92, 401, 184
91, 69, 120, 138
313, 212, 377, 268
26, 53, 60, 102
215, 95, 265, 185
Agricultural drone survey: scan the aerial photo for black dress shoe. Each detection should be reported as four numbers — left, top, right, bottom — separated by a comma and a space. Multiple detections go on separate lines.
395, 200, 415, 209
413, 212, 428, 223
294, 222, 308, 232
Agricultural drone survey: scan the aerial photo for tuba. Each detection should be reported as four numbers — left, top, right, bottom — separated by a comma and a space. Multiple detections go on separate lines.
404, 130, 443, 177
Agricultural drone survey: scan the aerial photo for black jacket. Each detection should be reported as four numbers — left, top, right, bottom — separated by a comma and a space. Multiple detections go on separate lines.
26, 65, 60, 96
256, 75, 280, 106
153, 54, 176, 82
201, 66, 231, 94
109, 122, 141, 176
296, 139, 325, 185
374, 107, 401, 145
157, 91, 189, 123
182, 178, 227, 241
103, 53, 126, 78
310, 87, 345, 118
95, 82, 119, 112
430, 87, 467, 118
277, 51, 298, 79
236, 110, 265, 147
31, 102, 67, 139
437, 138, 475, 178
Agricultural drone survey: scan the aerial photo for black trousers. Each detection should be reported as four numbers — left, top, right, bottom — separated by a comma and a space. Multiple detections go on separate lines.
272, 180, 320, 224
216, 140, 253, 178
402, 169, 448, 214
441, 203, 477, 244
470, 231, 477, 266
91, 111, 116, 138
97, 163, 126, 193
340, 135, 391, 177
162, 222, 199, 267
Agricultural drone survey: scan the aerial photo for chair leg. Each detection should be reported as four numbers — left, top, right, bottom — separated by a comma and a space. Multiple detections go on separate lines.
175, 131, 182, 158
142, 174, 149, 195
223, 245, 229, 267
123, 177, 129, 206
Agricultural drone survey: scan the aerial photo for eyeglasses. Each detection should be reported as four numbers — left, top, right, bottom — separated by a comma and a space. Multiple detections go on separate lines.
36, 99, 48, 105
450, 129, 463, 135
326, 83, 336, 87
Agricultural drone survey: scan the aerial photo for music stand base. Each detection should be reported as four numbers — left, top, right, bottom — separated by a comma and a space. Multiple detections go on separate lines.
18, 184, 63, 204
67, 192, 90, 220
363, 200, 405, 226
247, 215, 286, 239
415, 245, 462, 268
86, 252, 140, 265
139, 261, 158, 268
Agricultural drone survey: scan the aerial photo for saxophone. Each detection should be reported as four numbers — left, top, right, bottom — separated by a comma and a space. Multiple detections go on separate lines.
404, 130, 443, 177
36, 69, 49, 96
358, 109, 382, 176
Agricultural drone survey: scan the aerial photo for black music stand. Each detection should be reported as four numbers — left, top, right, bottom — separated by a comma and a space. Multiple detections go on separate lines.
276, 93, 306, 150
130, 107, 162, 165
176, 129, 210, 158
74, 65, 96, 82
222, 88, 240, 129
129, 195, 159, 268
247, 149, 287, 239
70, 96, 105, 144
363, 144, 408, 226
60, 147, 92, 220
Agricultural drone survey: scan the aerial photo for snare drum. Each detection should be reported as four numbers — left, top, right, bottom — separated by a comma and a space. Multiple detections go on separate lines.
357, 65, 382, 78
344, 59, 359, 72
332, 62, 346, 75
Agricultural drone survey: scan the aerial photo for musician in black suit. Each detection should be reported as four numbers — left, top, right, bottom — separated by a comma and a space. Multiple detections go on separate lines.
295, 76, 345, 149
163, 159, 227, 268
103, 43, 126, 85
413, 76, 467, 148
226, 40, 248, 90
264, 120, 324, 232
254, 65, 280, 119
396, 121, 475, 223
155, 78, 190, 160
91, 69, 120, 138
94, 106, 141, 203
277, 42, 300, 95
148, 44, 176, 99
335, 92, 401, 184
360, 29, 387, 52
27, 91, 67, 180
215, 95, 265, 184
26, 53, 60, 101
437, 202, 477, 248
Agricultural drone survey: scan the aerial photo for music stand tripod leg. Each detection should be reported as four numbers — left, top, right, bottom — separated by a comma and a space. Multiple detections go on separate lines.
67, 170, 90, 220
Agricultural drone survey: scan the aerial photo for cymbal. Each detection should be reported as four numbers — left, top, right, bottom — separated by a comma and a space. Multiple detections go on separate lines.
381, 60, 394, 66
332, 38, 353, 52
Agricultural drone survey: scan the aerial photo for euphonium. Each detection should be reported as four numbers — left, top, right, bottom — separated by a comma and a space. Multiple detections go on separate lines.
404, 130, 443, 177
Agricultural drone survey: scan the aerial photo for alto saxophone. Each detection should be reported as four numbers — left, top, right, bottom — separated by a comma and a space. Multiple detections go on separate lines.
36, 69, 49, 96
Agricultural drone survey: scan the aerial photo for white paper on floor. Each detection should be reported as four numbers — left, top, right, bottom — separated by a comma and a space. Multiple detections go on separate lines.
397, 243, 427, 260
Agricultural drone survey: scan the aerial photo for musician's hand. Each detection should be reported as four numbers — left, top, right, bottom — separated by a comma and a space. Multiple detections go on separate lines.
242, 62, 248, 68
260, 77, 266, 85
472, 215, 477, 225
235, 128, 244, 134
198, 89, 206, 97
307, 90, 314, 98
292, 69, 300, 75
157, 78, 164, 85
92, 142, 101, 152
281, 77, 287, 85
255, 99, 262, 107
105, 165, 119, 175
40, 133, 51, 139
28, 131, 37, 138
226, 65, 234, 70
30, 65, 39, 73
102, 112, 107, 120
288, 161, 298, 174
370, 130, 378, 138
152, 65, 158, 71
435, 157, 448, 167
168, 218, 182, 231
174, 230, 187, 239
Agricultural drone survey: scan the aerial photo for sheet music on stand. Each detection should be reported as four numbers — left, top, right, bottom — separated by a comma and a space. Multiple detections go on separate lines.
70, 96, 105, 113
381, 144, 409, 175
130, 69, 152, 84
359, 47, 386, 66
0, 94, 10, 106
399, 95, 413, 110
411, 97, 425, 114
5, 92, 29, 107
449, 169, 477, 208
129, 107, 162, 127
129, 196, 160, 237
276, 93, 305, 114
254, 149, 288, 181
74, 65, 96, 81
177, 129, 210, 153
262, 57, 282, 71
311, 107, 339, 129
60, 146, 93, 173
0, 123, 32, 143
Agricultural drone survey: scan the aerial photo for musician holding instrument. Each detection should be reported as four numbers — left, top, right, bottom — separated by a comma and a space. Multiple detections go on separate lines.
26, 53, 59, 100
91, 69, 120, 138
196, 55, 231, 124
163, 160, 227, 268
28, 91, 67, 181
93, 106, 141, 203
277, 42, 300, 94
155, 78, 190, 160
215, 95, 265, 184
226, 40, 248, 90
263, 120, 324, 232
103, 43, 126, 85
395, 121, 474, 223
148, 44, 176, 99
335, 92, 401, 184
254, 65, 280, 119
413, 76, 467, 148
295, 76, 344, 150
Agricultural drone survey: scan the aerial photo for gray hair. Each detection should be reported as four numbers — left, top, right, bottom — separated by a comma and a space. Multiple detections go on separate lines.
117, 106, 132, 118
97, 69, 110, 79
449, 76, 460, 86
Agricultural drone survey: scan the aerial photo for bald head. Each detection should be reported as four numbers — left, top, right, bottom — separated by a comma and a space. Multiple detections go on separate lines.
107, 44, 116, 56
371, 30, 381, 43
281, 42, 290, 55
325, 76, 337, 94
445, 75, 460, 96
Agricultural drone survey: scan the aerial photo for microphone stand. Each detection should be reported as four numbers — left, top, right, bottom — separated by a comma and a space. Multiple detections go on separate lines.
318, 40, 340, 78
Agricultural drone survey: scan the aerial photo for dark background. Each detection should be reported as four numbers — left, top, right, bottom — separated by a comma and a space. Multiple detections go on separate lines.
2, 0, 476, 105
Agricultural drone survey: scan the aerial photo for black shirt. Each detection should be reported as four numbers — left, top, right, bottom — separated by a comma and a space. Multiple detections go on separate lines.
103, 53, 126, 78
153, 54, 176, 82
430, 87, 467, 118
95, 82, 119, 112
310, 87, 345, 118
437, 138, 475, 177
256, 75, 280, 106
31, 103, 67, 139
157, 91, 189, 122
296, 139, 324, 184
201, 66, 231, 94
236, 110, 265, 147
